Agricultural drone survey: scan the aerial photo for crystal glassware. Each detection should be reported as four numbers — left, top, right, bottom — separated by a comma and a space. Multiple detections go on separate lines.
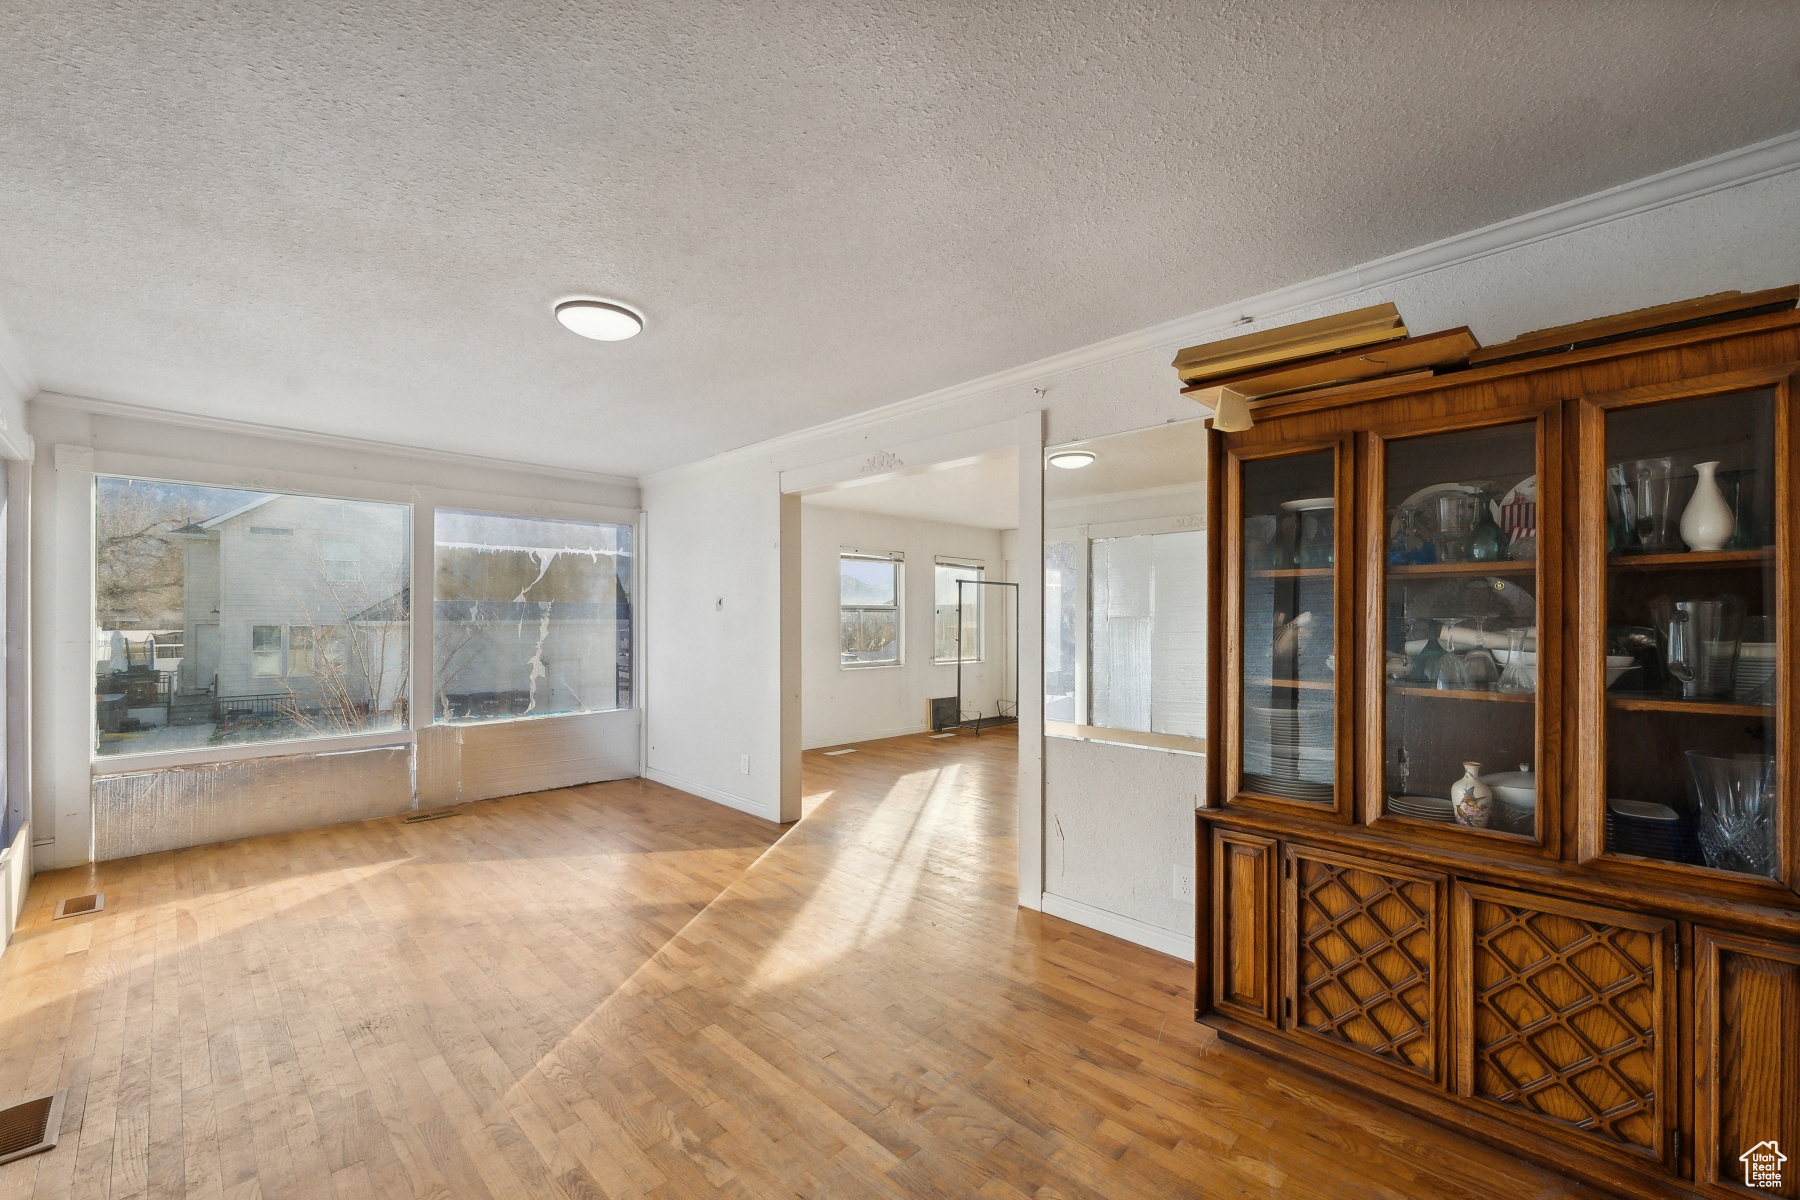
1433, 619, 1468, 690
1687, 751, 1776, 877
1461, 616, 1500, 690
1409, 618, 1446, 685
1468, 497, 1506, 562
1496, 627, 1534, 693
1434, 494, 1477, 563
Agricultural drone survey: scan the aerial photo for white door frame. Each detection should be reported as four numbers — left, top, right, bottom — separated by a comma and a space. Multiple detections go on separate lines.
777, 413, 1045, 909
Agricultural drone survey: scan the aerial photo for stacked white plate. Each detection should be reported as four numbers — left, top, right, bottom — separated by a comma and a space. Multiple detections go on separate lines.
1244, 704, 1334, 800
1734, 642, 1776, 704
1245, 774, 1336, 803
1387, 794, 1454, 822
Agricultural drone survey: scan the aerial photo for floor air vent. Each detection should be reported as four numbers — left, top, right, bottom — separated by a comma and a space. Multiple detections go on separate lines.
53, 894, 103, 920
402, 808, 459, 824
0, 1093, 64, 1165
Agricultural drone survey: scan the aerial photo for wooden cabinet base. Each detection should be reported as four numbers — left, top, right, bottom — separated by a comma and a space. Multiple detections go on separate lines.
1202, 1010, 1704, 1200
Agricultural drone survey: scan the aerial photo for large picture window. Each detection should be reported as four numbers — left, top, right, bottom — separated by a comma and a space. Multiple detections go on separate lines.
934, 560, 984, 663
1088, 529, 1206, 738
93, 476, 412, 757
433, 510, 634, 722
840, 552, 902, 667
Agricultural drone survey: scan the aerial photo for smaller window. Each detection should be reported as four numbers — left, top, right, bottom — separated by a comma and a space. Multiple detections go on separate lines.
934, 561, 983, 663
251, 625, 282, 676
288, 626, 314, 676
840, 553, 902, 668
322, 539, 362, 582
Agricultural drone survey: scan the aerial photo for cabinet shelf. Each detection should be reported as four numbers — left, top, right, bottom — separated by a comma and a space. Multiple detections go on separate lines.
1607, 547, 1772, 571
1387, 561, 1535, 577
1248, 677, 1333, 691
1605, 694, 1773, 717
1387, 685, 1534, 703
1246, 567, 1332, 578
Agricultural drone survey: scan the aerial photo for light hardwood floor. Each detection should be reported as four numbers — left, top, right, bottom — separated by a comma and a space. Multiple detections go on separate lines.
0, 729, 1603, 1199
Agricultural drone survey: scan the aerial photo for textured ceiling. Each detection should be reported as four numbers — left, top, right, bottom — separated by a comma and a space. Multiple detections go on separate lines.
803, 450, 1018, 529
2, 3, 1798, 477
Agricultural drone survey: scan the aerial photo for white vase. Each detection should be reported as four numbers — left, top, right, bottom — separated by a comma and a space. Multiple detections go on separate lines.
1450, 762, 1492, 829
1680, 460, 1735, 553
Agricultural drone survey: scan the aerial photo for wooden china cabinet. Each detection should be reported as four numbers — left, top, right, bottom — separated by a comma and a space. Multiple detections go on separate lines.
1197, 307, 1800, 1200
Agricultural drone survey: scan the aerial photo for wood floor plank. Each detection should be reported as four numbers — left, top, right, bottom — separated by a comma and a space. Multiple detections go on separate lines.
0, 729, 1610, 1199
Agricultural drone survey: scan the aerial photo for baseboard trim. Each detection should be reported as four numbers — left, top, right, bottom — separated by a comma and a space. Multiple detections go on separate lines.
1040, 891, 1195, 962
643, 767, 778, 822
802, 722, 929, 751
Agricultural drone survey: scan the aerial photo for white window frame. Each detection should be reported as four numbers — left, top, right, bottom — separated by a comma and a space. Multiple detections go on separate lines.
933, 558, 985, 665
1043, 515, 1208, 756
74, 448, 639, 774
430, 507, 638, 724
839, 550, 904, 670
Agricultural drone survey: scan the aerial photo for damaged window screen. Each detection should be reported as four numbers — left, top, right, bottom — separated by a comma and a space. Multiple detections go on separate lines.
433, 510, 634, 722
93, 476, 412, 758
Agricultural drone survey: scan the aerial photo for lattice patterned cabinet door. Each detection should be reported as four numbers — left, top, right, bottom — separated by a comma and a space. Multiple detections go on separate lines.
1286, 847, 1441, 1080
1455, 883, 1675, 1169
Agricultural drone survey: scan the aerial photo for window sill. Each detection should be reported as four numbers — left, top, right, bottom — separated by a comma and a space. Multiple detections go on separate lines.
841, 661, 903, 671
92, 727, 414, 775
1045, 722, 1207, 757
434, 707, 634, 726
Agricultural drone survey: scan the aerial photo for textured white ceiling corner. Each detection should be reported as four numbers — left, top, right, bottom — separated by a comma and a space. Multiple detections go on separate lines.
802, 450, 1019, 530
3, 3, 1800, 478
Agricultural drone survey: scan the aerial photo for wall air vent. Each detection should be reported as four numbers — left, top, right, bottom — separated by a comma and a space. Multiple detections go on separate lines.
0, 1093, 64, 1165
53, 894, 103, 920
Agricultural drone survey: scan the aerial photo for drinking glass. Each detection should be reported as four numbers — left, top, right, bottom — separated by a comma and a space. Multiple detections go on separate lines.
1434, 494, 1477, 563
1433, 619, 1468, 690
1462, 616, 1500, 690
1409, 618, 1446, 685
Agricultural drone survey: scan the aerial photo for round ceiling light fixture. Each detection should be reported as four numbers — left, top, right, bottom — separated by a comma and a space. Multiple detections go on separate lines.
554, 298, 644, 341
1047, 450, 1096, 469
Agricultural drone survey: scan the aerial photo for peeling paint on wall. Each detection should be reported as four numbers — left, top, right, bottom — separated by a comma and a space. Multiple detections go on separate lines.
92, 745, 411, 860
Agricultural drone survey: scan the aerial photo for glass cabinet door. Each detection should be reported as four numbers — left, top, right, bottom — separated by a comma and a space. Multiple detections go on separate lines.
1378, 420, 1545, 841
1599, 387, 1783, 883
1236, 449, 1339, 808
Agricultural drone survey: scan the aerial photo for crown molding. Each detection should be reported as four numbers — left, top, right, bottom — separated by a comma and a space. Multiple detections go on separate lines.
33, 391, 639, 493
645, 128, 1800, 486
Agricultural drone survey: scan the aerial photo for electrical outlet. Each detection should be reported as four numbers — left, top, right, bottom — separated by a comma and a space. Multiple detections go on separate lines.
1173, 864, 1195, 902
739, 754, 750, 774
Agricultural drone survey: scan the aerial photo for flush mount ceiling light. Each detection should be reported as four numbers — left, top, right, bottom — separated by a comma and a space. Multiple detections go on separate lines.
554, 299, 644, 341
1047, 450, 1096, 469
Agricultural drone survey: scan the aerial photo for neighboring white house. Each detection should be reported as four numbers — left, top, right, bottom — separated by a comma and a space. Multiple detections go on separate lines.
171, 493, 411, 716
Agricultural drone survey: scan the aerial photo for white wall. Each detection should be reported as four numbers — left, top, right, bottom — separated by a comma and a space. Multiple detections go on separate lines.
801, 505, 1010, 749
29, 397, 642, 868
645, 149, 1800, 961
